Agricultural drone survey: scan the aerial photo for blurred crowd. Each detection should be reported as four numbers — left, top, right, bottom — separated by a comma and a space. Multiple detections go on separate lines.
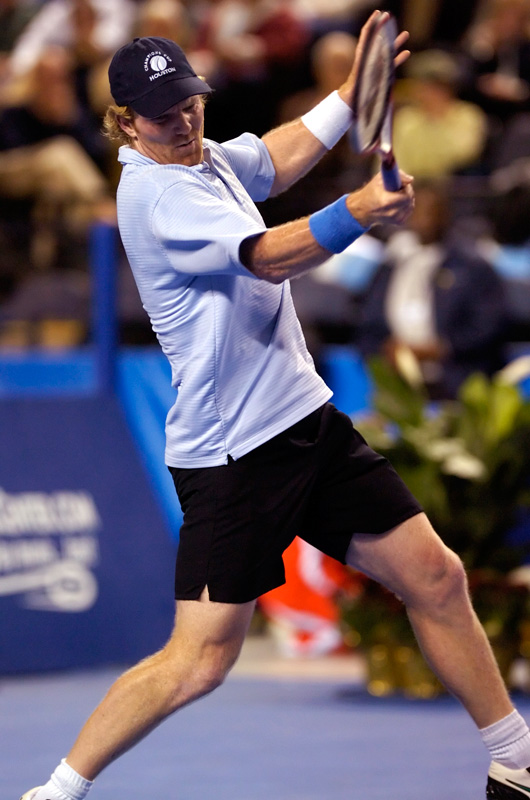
0, 0, 529, 377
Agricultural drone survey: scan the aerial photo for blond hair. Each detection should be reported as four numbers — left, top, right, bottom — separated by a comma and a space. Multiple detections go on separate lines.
103, 105, 136, 146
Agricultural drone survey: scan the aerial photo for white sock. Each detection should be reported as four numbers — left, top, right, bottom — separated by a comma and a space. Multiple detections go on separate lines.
33, 759, 93, 800
480, 710, 530, 769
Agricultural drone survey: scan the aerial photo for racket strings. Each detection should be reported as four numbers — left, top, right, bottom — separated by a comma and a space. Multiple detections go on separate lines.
358, 44, 390, 142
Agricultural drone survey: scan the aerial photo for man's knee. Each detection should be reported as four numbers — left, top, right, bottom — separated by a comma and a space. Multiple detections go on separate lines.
162, 635, 243, 712
192, 647, 236, 695
348, 513, 469, 615
409, 541, 468, 615
160, 595, 255, 710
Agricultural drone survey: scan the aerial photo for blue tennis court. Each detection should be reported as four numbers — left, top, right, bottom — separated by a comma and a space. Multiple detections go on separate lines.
3, 635, 524, 800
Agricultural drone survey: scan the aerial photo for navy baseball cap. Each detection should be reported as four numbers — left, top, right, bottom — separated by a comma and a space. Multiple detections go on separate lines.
108, 37, 212, 118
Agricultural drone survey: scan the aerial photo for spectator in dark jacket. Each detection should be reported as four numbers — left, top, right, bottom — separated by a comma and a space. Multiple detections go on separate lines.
357, 181, 507, 398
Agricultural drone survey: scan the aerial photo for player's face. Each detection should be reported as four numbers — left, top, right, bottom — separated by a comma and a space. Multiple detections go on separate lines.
126, 95, 205, 166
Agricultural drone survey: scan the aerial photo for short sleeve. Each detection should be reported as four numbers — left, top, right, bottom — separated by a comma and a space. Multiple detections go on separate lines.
151, 174, 266, 277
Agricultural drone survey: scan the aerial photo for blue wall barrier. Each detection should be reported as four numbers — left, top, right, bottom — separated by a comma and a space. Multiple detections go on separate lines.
0, 223, 179, 673
0, 394, 177, 673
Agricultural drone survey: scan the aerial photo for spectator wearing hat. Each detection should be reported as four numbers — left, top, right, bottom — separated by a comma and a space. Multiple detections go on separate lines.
391, 48, 488, 178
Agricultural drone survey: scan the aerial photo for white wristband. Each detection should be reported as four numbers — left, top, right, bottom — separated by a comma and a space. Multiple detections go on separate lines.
300, 90, 352, 150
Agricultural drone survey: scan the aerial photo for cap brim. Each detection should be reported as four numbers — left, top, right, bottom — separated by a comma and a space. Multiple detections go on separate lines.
130, 75, 212, 118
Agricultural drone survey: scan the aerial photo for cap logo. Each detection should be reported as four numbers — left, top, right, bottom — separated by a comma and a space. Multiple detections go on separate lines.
150, 54, 168, 72
144, 49, 176, 82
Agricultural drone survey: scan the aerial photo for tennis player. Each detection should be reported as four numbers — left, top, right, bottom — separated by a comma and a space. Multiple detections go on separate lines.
20, 13, 530, 800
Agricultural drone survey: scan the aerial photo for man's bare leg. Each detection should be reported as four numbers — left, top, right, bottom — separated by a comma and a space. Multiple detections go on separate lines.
346, 512, 514, 729
66, 589, 256, 780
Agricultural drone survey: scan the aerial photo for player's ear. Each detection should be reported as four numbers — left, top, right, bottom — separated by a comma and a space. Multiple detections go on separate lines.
117, 113, 135, 137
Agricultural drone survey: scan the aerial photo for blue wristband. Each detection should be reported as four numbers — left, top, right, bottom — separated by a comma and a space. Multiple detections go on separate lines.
309, 195, 367, 254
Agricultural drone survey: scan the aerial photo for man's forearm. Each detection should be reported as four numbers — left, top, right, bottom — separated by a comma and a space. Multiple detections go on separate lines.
240, 217, 329, 284
262, 119, 328, 197
263, 91, 352, 196
241, 194, 369, 284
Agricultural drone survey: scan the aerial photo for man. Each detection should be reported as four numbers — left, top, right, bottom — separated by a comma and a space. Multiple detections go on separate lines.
20, 13, 530, 800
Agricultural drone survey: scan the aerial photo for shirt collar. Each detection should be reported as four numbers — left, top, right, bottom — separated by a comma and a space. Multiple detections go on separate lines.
118, 144, 211, 172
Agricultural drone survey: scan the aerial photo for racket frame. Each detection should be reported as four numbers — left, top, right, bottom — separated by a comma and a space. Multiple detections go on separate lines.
350, 11, 401, 191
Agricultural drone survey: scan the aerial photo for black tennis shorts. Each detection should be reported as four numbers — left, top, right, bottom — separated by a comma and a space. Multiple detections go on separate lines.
169, 402, 422, 604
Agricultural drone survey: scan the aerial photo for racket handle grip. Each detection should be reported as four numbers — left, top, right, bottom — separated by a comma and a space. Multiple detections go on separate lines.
381, 157, 402, 192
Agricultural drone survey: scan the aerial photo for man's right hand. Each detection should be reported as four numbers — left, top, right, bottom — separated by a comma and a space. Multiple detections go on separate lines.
346, 171, 415, 229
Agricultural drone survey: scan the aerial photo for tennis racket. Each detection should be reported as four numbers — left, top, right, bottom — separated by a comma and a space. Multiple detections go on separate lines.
350, 11, 401, 191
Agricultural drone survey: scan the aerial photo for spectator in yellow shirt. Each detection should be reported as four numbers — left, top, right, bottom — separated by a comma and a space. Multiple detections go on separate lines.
392, 49, 488, 178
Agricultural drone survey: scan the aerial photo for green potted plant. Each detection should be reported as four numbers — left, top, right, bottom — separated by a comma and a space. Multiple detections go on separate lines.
340, 351, 530, 696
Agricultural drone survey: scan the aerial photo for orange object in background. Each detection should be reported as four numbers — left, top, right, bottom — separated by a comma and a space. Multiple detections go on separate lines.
259, 537, 362, 658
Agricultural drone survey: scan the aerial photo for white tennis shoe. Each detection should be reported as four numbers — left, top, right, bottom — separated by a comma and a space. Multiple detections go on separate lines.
487, 761, 530, 797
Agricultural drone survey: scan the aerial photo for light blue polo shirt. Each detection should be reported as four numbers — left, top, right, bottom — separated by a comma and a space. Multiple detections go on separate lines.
117, 133, 332, 467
